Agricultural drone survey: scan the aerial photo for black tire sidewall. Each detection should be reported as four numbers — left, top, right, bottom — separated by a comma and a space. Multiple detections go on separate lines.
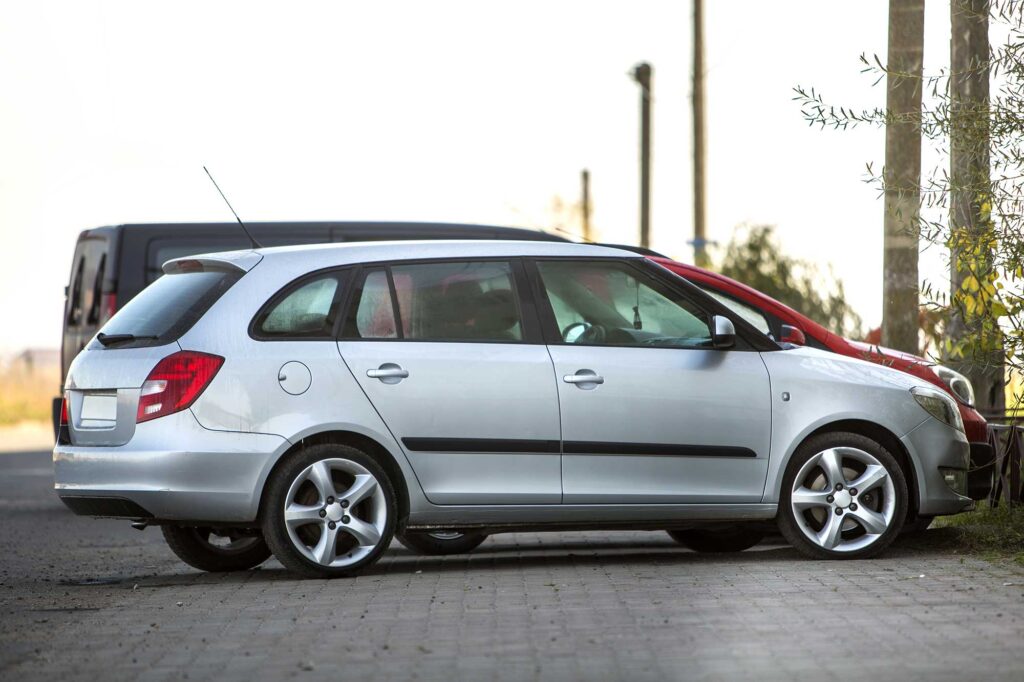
161, 525, 271, 572
778, 431, 908, 560
396, 531, 488, 555
262, 443, 397, 578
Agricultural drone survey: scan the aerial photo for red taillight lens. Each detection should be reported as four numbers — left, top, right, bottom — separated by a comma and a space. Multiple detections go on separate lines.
136, 351, 224, 424
101, 293, 117, 322
60, 396, 69, 426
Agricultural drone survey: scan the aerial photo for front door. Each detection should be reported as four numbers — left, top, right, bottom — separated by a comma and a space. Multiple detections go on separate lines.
338, 260, 562, 505
531, 258, 772, 504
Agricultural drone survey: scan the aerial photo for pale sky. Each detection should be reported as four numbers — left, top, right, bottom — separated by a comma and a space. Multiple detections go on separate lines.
0, 1, 957, 353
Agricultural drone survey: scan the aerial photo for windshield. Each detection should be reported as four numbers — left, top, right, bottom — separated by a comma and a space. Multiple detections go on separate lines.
94, 266, 241, 348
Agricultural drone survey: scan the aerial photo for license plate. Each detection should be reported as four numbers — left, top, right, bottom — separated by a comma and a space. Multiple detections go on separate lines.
80, 393, 117, 422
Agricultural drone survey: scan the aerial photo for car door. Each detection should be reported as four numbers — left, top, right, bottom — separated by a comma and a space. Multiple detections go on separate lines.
337, 259, 562, 505
530, 258, 773, 504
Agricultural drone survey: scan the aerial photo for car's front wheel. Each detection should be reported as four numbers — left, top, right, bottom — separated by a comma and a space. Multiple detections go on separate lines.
778, 431, 907, 559
396, 530, 488, 555
666, 526, 764, 553
262, 444, 397, 578
161, 525, 271, 572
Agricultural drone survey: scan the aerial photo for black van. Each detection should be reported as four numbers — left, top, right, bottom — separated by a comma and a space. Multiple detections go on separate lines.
56, 221, 567, 430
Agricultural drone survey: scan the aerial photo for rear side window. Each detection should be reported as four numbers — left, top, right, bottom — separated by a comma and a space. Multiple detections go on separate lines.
253, 274, 345, 338
67, 256, 86, 327
86, 255, 106, 325
342, 261, 524, 342
350, 270, 398, 339
95, 265, 242, 348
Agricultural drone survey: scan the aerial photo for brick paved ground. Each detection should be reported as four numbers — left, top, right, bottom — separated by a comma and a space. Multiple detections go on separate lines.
2, 450, 1023, 681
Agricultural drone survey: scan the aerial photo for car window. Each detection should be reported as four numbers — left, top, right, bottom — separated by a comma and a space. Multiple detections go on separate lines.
347, 270, 398, 339
256, 274, 342, 338
67, 256, 86, 327
696, 285, 771, 335
98, 266, 242, 348
536, 260, 711, 348
86, 255, 106, 325
390, 261, 523, 342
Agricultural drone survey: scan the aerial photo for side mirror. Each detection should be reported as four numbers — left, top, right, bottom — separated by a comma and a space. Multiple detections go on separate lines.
711, 315, 736, 349
780, 324, 806, 346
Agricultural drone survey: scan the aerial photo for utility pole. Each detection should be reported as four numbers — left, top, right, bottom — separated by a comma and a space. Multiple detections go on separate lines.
632, 62, 653, 249
881, 0, 925, 355
692, 0, 709, 267
949, 0, 1003, 414
580, 169, 592, 242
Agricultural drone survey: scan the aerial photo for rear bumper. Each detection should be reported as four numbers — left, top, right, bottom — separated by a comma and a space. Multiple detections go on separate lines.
53, 409, 287, 523
901, 418, 974, 516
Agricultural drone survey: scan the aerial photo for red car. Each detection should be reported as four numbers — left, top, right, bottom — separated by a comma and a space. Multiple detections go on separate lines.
650, 256, 993, 506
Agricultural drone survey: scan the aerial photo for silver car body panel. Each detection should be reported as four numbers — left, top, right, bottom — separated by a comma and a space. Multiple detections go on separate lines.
549, 345, 771, 504
339, 341, 562, 505
54, 240, 973, 526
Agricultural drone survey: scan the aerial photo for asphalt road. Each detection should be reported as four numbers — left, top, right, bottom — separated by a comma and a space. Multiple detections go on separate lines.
2, 449, 1023, 682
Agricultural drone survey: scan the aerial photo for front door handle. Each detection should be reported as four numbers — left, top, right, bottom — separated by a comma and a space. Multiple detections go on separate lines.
563, 369, 604, 389
367, 363, 409, 384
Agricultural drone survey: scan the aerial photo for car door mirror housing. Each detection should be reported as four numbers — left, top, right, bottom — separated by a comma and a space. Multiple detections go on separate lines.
780, 324, 806, 346
711, 315, 736, 349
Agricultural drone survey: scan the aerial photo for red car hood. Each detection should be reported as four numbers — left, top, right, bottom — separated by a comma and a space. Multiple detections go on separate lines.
846, 339, 933, 367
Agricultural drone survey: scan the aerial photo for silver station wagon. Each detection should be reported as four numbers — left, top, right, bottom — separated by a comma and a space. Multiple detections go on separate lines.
54, 241, 972, 577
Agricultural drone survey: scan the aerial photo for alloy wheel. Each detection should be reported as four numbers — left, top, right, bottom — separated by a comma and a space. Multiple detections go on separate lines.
282, 457, 388, 568
790, 446, 897, 553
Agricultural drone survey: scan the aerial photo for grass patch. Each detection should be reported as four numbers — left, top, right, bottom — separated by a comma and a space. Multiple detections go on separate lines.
933, 503, 1024, 565
0, 364, 58, 425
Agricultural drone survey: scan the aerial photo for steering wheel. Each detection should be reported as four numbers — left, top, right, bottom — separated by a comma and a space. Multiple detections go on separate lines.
562, 321, 606, 344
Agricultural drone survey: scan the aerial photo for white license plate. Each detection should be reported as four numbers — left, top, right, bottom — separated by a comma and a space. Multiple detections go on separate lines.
80, 394, 117, 422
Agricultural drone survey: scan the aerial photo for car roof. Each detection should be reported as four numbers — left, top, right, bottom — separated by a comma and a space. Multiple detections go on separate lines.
91, 221, 569, 240
170, 239, 639, 274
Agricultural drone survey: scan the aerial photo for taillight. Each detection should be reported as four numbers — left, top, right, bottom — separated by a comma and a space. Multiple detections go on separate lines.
60, 395, 69, 426
137, 351, 224, 424
101, 293, 117, 322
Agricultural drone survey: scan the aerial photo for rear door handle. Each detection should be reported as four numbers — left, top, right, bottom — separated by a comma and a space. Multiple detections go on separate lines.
563, 369, 604, 388
367, 363, 409, 384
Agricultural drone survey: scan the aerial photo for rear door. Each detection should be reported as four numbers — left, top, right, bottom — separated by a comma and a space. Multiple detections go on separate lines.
337, 259, 562, 505
530, 258, 773, 504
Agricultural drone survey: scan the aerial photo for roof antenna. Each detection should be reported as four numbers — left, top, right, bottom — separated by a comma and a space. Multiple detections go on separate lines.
203, 166, 262, 249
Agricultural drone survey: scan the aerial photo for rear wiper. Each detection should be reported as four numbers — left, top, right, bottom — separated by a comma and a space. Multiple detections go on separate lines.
96, 332, 159, 346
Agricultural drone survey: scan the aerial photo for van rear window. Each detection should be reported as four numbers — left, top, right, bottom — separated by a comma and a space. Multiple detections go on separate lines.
94, 265, 241, 349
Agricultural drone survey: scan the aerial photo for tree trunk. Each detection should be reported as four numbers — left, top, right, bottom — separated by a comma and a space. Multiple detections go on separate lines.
949, 0, 1004, 415
692, 0, 709, 268
881, 0, 925, 355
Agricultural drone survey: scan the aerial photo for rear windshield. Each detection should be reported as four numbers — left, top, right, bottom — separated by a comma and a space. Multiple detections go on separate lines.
93, 265, 242, 349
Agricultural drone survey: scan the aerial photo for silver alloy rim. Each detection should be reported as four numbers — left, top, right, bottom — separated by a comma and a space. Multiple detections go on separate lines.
427, 531, 464, 541
790, 447, 896, 553
283, 458, 387, 568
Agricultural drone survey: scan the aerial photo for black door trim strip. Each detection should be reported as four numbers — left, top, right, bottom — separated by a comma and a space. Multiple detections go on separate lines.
402, 437, 561, 454
401, 437, 756, 458
563, 441, 757, 458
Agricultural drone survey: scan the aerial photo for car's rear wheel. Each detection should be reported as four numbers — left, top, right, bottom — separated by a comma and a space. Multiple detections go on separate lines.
778, 431, 907, 559
262, 444, 396, 578
161, 525, 271, 572
396, 530, 488, 555
666, 526, 764, 553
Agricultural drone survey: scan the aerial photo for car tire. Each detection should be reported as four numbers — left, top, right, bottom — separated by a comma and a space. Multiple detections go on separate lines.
778, 431, 908, 560
262, 443, 397, 578
666, 526, 764, 553
161, 525, 271, 572
396, 530, 488, 555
